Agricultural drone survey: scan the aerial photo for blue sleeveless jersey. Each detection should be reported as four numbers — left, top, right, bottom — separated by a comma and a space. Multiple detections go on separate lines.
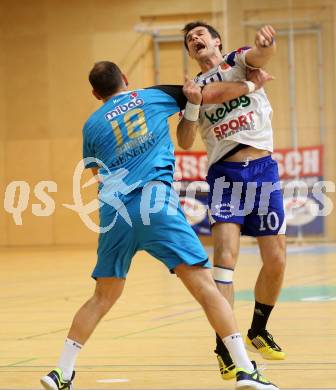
82, 86, 210, 278
82, 86, 186, 188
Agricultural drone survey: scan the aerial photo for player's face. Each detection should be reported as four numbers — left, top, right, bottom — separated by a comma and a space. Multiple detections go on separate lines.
186, 27, 221, 60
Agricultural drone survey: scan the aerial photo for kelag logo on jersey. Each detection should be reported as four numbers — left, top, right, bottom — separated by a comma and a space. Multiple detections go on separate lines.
105, 92, 144, 121
204, 96, 251, 125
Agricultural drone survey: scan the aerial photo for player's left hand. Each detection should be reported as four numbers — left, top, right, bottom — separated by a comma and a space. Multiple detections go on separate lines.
255, 25, 276, 48
183, 75, 202, 105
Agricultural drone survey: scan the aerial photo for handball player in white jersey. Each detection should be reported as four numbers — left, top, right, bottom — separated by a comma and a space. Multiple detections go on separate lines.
178, 22, 286, 380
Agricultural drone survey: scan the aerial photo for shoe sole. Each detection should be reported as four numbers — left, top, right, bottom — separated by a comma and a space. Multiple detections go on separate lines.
245, 342, 285, 360
236, 380, 279, 390
40, 376, 59, 390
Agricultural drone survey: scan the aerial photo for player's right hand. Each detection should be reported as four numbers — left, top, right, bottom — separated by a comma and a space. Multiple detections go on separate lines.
246, 68, 274, 90
183, 75, 202, 105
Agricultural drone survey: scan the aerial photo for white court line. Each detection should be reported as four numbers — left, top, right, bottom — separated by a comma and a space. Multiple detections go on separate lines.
97, 378, 130, 383
3, 388, 336, 390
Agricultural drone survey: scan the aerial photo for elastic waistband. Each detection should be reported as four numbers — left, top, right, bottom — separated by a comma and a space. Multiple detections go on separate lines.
213, 154, 272, 168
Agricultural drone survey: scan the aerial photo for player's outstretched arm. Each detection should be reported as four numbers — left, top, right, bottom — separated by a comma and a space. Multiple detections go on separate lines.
245, 25, 276, 68
202, 81, 251, 104
202, 68, 274, 104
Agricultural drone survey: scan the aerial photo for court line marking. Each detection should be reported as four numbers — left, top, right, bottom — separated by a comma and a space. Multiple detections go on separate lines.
6, 358, 37, 367
110, 315, 204, 340
96, 378, 129, 383
1, 361, 336, 368
18, 300, 197, 341
1, 388, 335, 390
0, 367, 336, 372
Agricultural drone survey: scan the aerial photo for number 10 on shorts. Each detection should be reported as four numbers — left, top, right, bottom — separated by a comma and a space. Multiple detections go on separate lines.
259, 211, 280, 232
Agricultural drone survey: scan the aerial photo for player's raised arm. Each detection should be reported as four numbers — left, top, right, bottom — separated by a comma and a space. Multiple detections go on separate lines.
176, 76, 202, 150
245, 25, 276, 68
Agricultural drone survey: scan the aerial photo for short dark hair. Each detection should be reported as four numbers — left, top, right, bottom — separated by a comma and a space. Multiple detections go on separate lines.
88, 61, 124, 98
182, 21, 222, 52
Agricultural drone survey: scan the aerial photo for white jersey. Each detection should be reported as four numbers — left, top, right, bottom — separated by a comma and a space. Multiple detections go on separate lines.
194, 47, 274, 167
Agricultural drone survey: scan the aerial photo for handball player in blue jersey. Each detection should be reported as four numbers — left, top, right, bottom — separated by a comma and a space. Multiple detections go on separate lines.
41, 61, 278, 390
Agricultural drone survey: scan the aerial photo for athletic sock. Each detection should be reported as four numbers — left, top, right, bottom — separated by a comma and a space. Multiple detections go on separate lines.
249, 301, 274, 338
215, 332, 229, 354
57, 338, 82, 380
223, 333, 254, 371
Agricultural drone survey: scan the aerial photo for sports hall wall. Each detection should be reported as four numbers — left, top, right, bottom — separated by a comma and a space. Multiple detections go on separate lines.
0, 0, 335, 246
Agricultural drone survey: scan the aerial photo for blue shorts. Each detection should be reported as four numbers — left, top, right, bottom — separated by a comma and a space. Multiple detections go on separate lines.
92, 182, 210, 279
207, 155, 286, 236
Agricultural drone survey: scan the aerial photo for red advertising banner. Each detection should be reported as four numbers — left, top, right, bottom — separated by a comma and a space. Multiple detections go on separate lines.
174, 145, 323, 181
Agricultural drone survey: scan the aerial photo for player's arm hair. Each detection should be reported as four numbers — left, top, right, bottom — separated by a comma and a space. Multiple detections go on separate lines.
245, 43, 276, 69
177, 116, 198, 150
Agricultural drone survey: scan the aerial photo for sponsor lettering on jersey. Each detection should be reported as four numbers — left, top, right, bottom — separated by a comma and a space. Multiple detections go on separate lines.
204, 96, 251, 125
105, 93, 144, 121
213, 111, 255, 140
110, 133, 156, 167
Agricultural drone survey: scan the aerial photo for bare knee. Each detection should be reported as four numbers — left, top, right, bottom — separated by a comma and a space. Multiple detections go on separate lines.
193, 280, 222, 308
93, 292, 117, 315
92, 279, 124, 316
212, 223, 240, 268
264, 251, 286, 276
213, 246, 238, 268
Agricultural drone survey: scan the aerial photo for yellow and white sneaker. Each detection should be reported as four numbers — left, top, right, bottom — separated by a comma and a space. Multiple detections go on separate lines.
246, 329, 285, 360
236, 361, 279, 390
40, 368, 75, 390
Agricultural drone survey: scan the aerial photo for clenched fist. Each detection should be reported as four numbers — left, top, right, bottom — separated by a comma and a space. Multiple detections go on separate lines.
255, 25, 276, 48
183, 75, 202, 105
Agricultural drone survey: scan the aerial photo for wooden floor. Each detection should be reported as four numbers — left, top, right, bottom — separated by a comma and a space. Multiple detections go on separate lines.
1, 243, 336, 390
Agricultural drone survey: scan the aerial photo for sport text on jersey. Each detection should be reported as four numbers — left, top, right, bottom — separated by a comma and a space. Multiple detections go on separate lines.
105, 92, 144, 121
213, 111, 255, 140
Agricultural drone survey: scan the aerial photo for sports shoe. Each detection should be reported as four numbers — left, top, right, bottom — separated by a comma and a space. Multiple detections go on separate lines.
214, 347, 236, 380
246, 329, 285, 360
236, 361, 279, 390
40, 368, 75, 390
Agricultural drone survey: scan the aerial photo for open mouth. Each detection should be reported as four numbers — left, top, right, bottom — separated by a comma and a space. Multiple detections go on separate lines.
194, 42, 206, 53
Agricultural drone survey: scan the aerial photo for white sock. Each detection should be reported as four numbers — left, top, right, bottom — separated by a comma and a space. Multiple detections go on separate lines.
57, 338, 82, 380
223, 333, 254, 371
